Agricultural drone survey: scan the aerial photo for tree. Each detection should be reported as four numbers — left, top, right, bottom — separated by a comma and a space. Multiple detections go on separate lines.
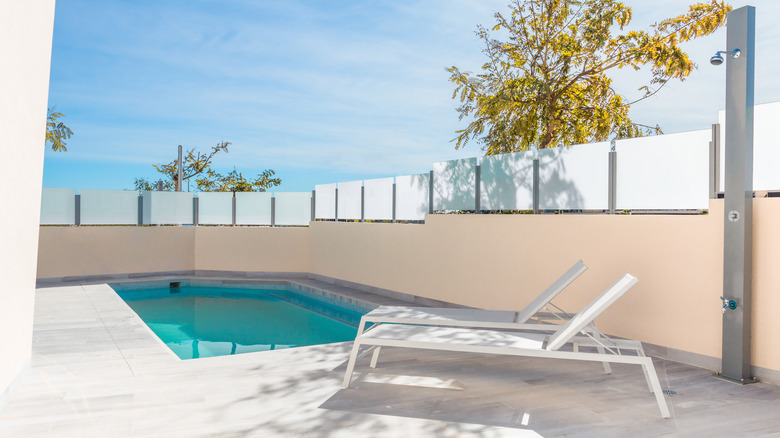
448, 0, 731, 154
46, 108, 73, 151
135, 141, 229, 191
134, 141, 281, 192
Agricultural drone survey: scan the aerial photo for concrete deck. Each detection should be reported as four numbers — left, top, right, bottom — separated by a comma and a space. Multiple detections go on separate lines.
1, 279, 780, 437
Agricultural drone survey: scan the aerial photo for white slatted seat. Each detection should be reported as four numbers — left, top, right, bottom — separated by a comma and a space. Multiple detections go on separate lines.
341, 274, 671, 419
361, 260, 588, 331
360, 325, 548, 350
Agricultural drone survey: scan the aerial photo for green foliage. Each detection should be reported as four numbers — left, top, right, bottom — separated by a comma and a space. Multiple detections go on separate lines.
134, 141, 281, 192
134, 178, 173, 192
448, 0, 731, 154
197, 168, 281, 192
46, 108, 73, 152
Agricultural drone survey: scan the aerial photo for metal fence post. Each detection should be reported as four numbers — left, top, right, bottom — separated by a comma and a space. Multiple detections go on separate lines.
335, 188, 339, 221
271, 196, 276, 227
532, 158, 540, 213
176, 145, 183, 192
311, 190, 316, 222
193, 196, 199, 226
231, 194, 236, 226
392, 183, 397, 223
138, 195, 143, 226
608, 150, 617, 213
360, 185, 365, 222
74, 194, 81, 226
428, 170, 434, 214
475, 164, 481, 213
710, 123, 721, 199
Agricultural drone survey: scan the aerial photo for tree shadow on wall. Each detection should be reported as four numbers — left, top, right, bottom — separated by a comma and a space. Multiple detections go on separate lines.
480, 151, 535, 211
422, 146, 591, 215
434, 159, 477, 212
538, 147, 586, 210
395, 173, 430, 220
479, 147, 587, 212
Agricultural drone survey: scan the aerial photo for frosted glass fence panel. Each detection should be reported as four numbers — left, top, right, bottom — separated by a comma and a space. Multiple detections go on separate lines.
434, 158, 477, 211
395, 174, 429, 221
337, 180, 363, 220
275, 192, 311, 226
718, 102, 780, 191
40, 188, 76, 225
480, 151, 534, 210
142, 191, 194, 225
539, 142, 610, 210
616, 129, 710, 210
197, 192, 233, 225
315, 183, 336, 219
80, 189, 138, 225
235, 192, 272, 225
364, 177, 394, 220
717, 109, 724, 192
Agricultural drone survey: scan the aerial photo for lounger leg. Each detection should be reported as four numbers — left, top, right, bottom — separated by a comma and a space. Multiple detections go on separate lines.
635, 345, 654, 392
640, 365, 653, 392
641, 357, 671, 418
595, 346, 612, 374
369, 346, 382, 368
342, 340, 363, 388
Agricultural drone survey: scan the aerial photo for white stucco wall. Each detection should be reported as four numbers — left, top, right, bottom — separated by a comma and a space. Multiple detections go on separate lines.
0, 0, 57, 403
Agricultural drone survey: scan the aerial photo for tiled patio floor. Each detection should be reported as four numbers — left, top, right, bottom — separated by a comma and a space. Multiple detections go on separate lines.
1, 279, 779, 437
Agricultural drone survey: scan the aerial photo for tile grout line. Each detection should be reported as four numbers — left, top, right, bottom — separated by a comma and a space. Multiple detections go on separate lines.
80, 284, 138, 378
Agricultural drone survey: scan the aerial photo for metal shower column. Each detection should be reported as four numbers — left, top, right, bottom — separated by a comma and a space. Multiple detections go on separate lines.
721, 5, 755, 383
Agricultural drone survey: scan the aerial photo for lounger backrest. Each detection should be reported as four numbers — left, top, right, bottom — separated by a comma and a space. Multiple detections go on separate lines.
545, 273, 638, 351
514, 260, 588, 323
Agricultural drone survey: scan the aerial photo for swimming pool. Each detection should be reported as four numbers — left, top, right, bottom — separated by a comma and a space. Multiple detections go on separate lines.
112, 282, 372, 360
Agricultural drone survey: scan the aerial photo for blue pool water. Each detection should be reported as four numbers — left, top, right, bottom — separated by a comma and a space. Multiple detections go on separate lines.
114, 284, 370, 360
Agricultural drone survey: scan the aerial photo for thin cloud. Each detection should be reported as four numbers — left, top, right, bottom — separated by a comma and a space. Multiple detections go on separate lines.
46, 0, 780, 192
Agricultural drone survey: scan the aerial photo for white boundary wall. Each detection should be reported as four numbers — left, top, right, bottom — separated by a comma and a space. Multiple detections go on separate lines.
0, 0, 56, 404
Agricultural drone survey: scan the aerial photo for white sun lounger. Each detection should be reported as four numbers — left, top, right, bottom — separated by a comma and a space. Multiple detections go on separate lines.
342, 274, 671, 418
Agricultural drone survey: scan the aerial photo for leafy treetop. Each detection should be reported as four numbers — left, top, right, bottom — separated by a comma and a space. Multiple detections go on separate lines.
197, 168, 281, 192
447, 0, 731, 154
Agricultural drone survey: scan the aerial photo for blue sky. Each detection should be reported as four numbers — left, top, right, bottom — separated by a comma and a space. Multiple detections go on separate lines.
44, 0, 780, 192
